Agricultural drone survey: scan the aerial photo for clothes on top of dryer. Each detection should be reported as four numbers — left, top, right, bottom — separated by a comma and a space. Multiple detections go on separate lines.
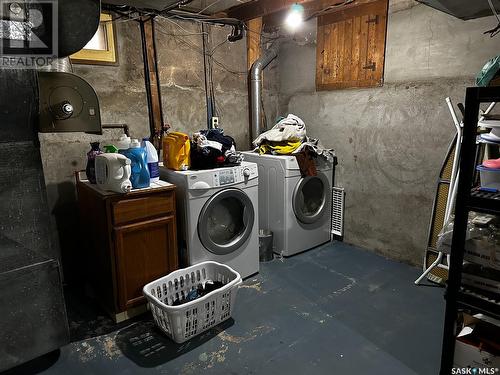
251, 114, 336, 164
295, 148, 318, 177
294, 137, 336, 164
257, 140, 302, 155
252, 114, 307, 147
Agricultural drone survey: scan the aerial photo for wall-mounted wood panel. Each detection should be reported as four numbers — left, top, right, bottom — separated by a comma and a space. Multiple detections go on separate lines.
316, 0, 388, 90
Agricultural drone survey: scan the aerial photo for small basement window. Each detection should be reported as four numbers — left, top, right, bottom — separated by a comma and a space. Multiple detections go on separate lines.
316, 0, 389, 90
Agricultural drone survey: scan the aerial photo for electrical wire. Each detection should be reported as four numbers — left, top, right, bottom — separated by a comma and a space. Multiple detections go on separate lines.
485, 0, 500, 37
196, 0, 225, 15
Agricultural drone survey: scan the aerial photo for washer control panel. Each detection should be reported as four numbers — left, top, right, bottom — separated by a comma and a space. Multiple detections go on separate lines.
213, 163, 258, 187
186, 162, 258, 190
217, 169, 235, 186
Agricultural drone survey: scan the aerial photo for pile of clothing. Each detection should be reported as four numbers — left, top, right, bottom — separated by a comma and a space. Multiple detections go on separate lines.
252, 114, 336, 176
191, 128, 244, 170
171, 280, 225, 306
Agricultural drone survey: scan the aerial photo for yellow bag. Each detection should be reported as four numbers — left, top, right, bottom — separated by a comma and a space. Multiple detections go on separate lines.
163, 132, 191, 170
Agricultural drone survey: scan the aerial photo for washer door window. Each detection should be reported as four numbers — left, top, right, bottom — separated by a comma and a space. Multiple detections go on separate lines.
198, 188, 255, 255
293, 173, 329, 224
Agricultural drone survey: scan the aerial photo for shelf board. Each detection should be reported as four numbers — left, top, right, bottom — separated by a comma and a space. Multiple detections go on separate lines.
457, 288, 500, 320
468, 189, 500, 215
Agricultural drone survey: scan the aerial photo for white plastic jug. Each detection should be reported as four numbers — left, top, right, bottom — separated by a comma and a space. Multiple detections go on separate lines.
95, 153, 132, 193
116, 134, 131, 150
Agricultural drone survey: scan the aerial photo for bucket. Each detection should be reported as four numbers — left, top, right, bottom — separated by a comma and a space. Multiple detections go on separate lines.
259, 229, 274, 262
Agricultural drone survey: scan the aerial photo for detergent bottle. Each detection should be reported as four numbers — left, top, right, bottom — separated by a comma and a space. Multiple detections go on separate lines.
86, 142, 102, 184
116, 134, 131, 151
163, 131, 190, 171
141, 137, 160, 183
120, 139, 150, 189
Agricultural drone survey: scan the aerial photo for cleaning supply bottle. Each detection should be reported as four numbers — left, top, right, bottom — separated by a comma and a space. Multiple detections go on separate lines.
95, 153, 132, 193
116, 134, 131, 151
86, 142, 102, 184
163, 131, 191, 171
142, 137, 160, 183
119, 139, 150, 189
103, 145, 119, 154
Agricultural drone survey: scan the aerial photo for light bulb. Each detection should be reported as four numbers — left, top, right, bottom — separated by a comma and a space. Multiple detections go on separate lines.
285, 3, 304, 30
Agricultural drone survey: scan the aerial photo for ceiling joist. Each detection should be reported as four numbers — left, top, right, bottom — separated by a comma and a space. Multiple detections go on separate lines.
226, 0, 380, 21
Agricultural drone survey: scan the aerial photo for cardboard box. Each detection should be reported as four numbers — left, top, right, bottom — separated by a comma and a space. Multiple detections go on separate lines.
453, 314, 500, 370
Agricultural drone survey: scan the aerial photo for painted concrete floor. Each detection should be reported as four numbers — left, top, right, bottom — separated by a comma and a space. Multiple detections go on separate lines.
8, 242, 445, 375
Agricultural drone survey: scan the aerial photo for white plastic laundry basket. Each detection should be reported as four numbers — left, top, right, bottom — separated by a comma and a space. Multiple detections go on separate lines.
143, 261, 242, 343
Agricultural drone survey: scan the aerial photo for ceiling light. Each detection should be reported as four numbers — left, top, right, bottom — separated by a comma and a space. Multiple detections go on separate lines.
285, 3, 304, 30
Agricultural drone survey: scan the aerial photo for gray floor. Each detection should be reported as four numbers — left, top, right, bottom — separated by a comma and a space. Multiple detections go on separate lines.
26, 242, 446, 374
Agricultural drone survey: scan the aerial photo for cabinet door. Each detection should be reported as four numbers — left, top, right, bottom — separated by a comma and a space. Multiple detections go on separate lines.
316, 0, 388, 90
114, 215, 178, 311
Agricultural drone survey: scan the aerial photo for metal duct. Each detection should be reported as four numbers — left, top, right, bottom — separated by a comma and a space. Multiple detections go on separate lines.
250, 47, 278, 148
38, 57, 74, 73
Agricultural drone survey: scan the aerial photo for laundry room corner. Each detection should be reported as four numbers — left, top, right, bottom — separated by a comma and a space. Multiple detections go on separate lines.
2, 0, 500, 374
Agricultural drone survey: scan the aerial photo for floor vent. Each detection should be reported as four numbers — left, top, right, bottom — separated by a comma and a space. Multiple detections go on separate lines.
331, 187, 345, 239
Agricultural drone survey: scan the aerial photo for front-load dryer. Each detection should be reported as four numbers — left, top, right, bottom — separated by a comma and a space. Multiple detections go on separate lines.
242, 153, 334, 257
160, 162, 259, 278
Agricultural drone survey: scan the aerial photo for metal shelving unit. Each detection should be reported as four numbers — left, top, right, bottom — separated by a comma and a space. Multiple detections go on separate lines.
440, 86, 500, 374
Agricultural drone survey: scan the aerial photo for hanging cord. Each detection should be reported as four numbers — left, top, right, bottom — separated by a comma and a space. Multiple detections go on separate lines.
484, 0, 500, 37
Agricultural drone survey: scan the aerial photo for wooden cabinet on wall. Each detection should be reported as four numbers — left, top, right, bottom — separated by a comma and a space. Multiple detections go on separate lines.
77, 179, 178, 322
316, 0, 389, 90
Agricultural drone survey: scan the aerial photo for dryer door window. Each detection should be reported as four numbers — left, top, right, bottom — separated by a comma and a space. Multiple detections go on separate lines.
293, 173, 329, 224
198, 188, 255, 255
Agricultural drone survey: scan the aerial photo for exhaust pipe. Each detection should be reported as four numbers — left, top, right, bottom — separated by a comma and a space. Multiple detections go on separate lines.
249, 47, 278, 148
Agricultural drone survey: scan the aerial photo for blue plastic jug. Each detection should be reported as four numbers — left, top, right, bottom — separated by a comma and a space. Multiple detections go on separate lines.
119, 139, 150, 189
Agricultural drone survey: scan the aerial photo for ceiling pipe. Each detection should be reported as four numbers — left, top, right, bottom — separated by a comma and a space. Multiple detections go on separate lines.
249, 47, 278, 149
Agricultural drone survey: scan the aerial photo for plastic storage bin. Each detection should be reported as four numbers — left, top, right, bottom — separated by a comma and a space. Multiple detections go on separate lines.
477, 165, 500, 190
143, 261, 242, 343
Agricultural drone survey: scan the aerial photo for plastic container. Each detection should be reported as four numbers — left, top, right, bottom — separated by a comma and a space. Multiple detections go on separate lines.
95, 153, 132, 193
116, 134, 131, 150
142, 138, 160, 183
163, 132, 190, 171
86, 142, 102, 184
143, 261, 242, 344
477, 165, 500, 191
120, 139, 150, 189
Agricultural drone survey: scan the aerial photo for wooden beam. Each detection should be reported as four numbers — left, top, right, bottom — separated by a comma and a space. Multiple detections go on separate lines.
247, 17, 263, 71
228, 0, 380, 22
139, 17, 165, 151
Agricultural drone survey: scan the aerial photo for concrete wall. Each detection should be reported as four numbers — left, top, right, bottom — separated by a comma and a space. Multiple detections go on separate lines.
39, 18, 278, 274
278, 1, 499, 265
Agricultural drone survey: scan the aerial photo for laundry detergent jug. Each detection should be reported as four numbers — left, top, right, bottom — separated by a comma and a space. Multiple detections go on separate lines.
120, 139, 150, 189
95, 153, 132, 193
163, 131, 190, 171
142, 137, 160, 183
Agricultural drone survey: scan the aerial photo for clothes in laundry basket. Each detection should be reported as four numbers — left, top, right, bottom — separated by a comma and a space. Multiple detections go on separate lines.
171, 280, 225, 306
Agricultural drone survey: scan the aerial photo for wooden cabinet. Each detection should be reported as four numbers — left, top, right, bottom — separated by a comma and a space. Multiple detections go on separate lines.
316, 0, 388, 90
76, 178, 178, 322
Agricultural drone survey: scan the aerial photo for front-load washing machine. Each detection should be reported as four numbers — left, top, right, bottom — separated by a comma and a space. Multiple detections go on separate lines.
242, 153, 334, 257
160, 162, 259, 278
